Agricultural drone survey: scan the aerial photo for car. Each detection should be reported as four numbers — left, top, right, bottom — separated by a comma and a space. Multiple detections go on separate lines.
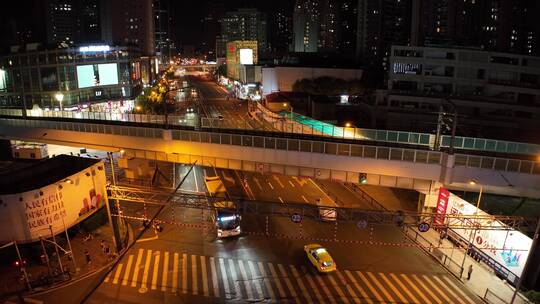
304, 244, 336, 273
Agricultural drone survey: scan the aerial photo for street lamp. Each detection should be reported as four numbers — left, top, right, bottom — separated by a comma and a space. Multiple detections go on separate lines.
345, 122, 352, 128
55, 93, 64, 111
468, 180, 483, 210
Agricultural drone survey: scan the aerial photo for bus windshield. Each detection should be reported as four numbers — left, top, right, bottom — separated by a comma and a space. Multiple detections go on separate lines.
217, 211, 240, 230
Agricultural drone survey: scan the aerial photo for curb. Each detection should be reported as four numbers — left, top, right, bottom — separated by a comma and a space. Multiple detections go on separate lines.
401, 226, 488, 303
19, 223, 134, 297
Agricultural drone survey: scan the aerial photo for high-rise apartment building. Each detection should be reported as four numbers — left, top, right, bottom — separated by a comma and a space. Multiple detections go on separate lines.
268, 8, 293, 55
153, 0, 175, 62
357, 0, 413, 68
220, 8, 267, 55
420, 0, 539, 56
202, 2, 225, 59
46, 1, 79, 45
293, 0, 320, 52
110, 0, 155, 56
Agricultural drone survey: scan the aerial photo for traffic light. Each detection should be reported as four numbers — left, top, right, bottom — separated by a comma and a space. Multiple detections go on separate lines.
359, 173, 368, 184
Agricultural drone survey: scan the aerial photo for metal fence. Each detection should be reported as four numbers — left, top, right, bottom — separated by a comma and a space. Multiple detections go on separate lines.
4, 116, 540, 176
4, 108, 540, 157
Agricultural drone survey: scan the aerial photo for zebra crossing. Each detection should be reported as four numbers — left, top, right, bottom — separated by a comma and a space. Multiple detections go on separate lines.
104, 249, 480, 303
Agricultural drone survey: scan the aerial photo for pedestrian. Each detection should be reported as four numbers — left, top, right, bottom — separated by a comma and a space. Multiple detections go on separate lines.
100, 240, 105, 253
467, 264, 473, 280
85, 249, 91, 264
104, 244, 110, 255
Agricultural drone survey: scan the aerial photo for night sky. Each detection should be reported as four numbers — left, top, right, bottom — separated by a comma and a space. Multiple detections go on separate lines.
172, 0, 295, 46
0, 0, 295, 49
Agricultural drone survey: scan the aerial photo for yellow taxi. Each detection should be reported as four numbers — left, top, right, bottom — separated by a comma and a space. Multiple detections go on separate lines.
304, 244, 337, 273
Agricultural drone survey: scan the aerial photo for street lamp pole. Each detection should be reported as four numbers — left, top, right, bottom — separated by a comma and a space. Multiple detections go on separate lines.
55, 93, 64, 112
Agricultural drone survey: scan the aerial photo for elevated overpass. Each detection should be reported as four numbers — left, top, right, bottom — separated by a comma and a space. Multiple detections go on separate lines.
1, 110, 539, 208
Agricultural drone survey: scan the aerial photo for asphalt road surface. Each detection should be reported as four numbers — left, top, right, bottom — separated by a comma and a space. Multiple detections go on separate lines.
19, 164, 481, 303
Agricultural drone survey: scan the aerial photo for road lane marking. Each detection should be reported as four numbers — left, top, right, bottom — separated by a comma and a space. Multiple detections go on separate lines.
121, 255, 134, 286
327, 273, 350, 304
219, 258, 232, 299
356, 271, 384, 303
273, 175, 285, 188
267, 263, 286, 298
193, 165, 200, 192
228, 258, 243, 299
201, 256, 209, 297
151, 252, 160, 290
366, 272, 396, 303
411, 274, 443, 303
182, 253, 188, 294
278, 197, 284, 203
131, 249, 144, 287
290, 265, 313, 303
161, 252, 169, 291
268, 182, 274, 190
288, 180, 296, 188
172, 253, 179, 292
302, 266, 325, 303
258, 261, 276, 300
440, 275, 476, 304
301, 195, 309, 203
210, 257, 219, 297
253, 177, 263, 190
248, 260, 264, 299
104, 272, 111, 283
277, 263, 299, 303
112, 263, 124, 285
191, 255, 198, 295
378, 272, 407, 303
399, 274, 432, 304
335, 271, 360, 304
314, 272, 337, 304
238, 260, 254, 300
432, 275, 466, 304
139, 249, 153, 292
422, 274, 454, 303
388, 273, 420, 303
344, 270, 373, 304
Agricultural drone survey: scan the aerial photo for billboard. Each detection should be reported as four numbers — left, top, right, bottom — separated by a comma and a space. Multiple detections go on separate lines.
40, 67, 59, 91
0, 69, 6, 91
77, 63, 118, 88
445, 192, 532, 278
239, 49, 254, 65
0, 162, 107, 243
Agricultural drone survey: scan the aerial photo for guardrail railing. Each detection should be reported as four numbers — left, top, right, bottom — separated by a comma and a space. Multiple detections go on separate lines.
4, 107, 539, 157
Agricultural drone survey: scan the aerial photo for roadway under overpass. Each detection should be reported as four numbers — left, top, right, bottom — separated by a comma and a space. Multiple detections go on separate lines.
1, 116, 540, 209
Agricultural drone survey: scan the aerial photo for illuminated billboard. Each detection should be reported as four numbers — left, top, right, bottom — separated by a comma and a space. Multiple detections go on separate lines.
76, 63, 118, 88
0, 69, 6, 91
239, 49, 254, 65
444, 191, 532, 278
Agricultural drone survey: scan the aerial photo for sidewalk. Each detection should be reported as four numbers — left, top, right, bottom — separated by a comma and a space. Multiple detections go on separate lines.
412, 227, 530, 304
0, 208, 128, 300
336, 183, 531, 303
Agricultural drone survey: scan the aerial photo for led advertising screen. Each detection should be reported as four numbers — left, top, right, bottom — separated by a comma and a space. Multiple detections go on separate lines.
239, 49, 254, 65
0, 69, 6, 91
40, 67, 59, 91
76, 63, 118, 88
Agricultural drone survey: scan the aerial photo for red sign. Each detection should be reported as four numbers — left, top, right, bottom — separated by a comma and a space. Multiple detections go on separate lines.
434, 187, 450, 226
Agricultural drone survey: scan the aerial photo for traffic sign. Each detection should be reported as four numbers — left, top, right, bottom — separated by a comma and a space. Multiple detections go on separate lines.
291, 213, 302, 223
357, 220, 368, 229
418, 222, 430, 233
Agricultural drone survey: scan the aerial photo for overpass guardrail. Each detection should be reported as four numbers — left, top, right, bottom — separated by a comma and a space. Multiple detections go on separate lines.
1, 108, 540, 158
1, 115, 540, 177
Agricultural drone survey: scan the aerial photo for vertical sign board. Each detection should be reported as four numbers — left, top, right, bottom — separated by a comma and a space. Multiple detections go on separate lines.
434, 187, 450, 226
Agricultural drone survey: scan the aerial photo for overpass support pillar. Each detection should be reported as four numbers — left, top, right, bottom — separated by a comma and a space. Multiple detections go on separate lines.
439, 153, 455, 185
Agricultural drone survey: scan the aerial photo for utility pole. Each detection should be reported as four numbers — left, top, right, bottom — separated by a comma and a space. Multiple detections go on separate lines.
40, 237, 53, 278
50, 225, 64, 274
511, 217, 540, 304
